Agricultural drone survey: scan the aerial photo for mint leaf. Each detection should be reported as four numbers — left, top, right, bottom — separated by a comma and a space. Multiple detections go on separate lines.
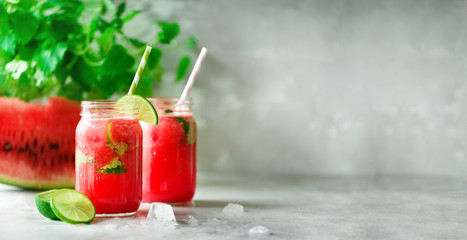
38, 42, 68, 75
0, 75, 13, 97
147, 47, 162, 69
97, 27, 116, 52
18, 41, 37, 61
48, 15, 82, 42
46, 0, 84, 18
101, 45, 134, 75
174, 117, 196, 144
88, 17, 99, 40
76, 150, 94, 163
110, 18, 123, 30
175, 117, 189, 136
54, 64, 67, 85
105, 121, 128, 155
122, 10, 141, 23
185, 36, 198, 50
156, 21, 180, 44
106, 140, 129, 156
18, 72, 31, 89
98, 45, 134, 96
126, 37, 145, 48
0, 34, 16, 55
134, 74, 153, 97
0, 73, 7, 93
0, 7, 9, 34
96, 16, 110, 32
116, 2, 126, 18
70, 57, 95, 90
17, 72, 38, 101
9, 12, 39, 44
96, 157, 127, 175
67, 33, 87, 54
175, 56, 190, 83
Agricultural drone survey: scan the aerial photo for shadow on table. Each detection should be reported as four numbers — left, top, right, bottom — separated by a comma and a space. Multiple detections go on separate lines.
193, 200, 282, 209
136, 199, 281, 219
0, 185, 41, 193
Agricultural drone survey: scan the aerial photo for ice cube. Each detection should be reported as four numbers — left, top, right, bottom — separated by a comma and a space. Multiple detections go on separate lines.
187, 215, 199, 226
222, 203, 244, 216
147, 203, 176, 222
248, 225, 270, 236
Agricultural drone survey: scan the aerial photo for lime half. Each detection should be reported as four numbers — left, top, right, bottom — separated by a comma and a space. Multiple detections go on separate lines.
50, 189, 95, 224
118, 94, 158, 125
35, 189, 60, 220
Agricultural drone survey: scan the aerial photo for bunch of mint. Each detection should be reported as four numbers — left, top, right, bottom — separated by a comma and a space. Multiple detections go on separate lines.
0, 0, 196, 102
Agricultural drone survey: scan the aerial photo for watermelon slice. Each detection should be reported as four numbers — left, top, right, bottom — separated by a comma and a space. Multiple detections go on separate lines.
0, 97, 81, 190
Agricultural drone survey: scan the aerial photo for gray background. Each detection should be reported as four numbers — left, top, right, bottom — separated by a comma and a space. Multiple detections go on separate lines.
124, 0, 467, 177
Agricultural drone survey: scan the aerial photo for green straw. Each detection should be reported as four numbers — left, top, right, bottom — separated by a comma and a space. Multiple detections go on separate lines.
128, 46, 152, 94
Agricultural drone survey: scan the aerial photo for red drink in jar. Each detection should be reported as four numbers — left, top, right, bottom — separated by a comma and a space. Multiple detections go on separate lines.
75, 100, 142, 216
141, 99, 197, 203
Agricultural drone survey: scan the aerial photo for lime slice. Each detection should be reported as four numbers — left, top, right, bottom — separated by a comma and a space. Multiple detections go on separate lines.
35, 189, 60, 220
117, 94, 158, 125
50, 189, 95, 224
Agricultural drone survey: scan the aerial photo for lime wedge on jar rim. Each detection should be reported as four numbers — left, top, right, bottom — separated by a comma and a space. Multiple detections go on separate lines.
117, 94, 158, 125
50, 189, 95, 224
35, 189, 60, 220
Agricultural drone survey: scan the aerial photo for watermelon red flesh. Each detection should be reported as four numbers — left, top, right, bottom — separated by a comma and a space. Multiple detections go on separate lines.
0, 97, 81, 190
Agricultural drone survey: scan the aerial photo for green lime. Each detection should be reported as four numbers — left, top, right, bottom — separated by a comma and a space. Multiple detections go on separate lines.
117, 94, 158, 125
35, 189, 60, 220
50, 189, 95, 224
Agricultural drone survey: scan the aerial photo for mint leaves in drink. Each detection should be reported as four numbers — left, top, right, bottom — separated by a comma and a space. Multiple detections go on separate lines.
96, 158, 127, 175
105, 122, 129, 156
175, 117, 197, 144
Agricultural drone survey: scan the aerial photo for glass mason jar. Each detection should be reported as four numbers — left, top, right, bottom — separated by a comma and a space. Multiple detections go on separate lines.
141, 98, 197, 203
75, 100, 143, 217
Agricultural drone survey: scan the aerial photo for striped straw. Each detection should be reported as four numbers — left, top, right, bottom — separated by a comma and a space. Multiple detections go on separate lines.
179, 47, 208, 103
128, 46, 152, 94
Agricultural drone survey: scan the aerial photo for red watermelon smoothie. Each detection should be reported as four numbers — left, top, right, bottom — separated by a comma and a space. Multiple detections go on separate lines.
75, 100, 142, 216
141, 98, 197, 203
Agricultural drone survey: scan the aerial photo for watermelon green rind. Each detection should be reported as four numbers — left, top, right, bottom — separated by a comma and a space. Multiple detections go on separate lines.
0, 174, 74, 190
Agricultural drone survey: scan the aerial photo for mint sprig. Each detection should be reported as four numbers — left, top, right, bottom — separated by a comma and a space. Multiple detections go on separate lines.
105, 121, 128, 156
175, 117, 197, 144
175, 117, 190, 136
96, 157, 127, 175
0, 0, 197, 102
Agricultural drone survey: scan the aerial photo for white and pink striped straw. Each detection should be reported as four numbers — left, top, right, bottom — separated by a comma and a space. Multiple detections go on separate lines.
179, 47, 208, 103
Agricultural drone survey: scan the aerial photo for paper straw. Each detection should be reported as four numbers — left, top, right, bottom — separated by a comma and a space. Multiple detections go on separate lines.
128, 46, 152, 94
179, 47, 208, 102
